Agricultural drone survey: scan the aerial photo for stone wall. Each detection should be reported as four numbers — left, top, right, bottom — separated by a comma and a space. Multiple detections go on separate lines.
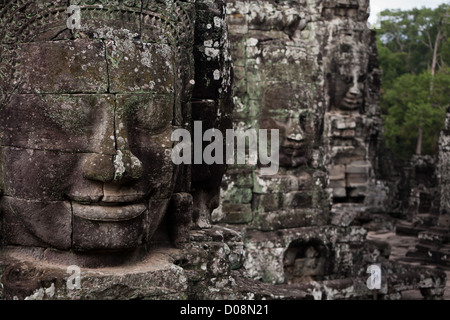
397, 109, 450, 266
0, 0, 446, 300
211, 0, 394, 284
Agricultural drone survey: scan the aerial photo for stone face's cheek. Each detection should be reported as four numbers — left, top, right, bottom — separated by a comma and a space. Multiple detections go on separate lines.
14, 40, 108, 94
1, 147, 79, 201
1, 196, 72, 250
116, 94, 175, 200
333, 75, 351, 109
127, 129, 175, 200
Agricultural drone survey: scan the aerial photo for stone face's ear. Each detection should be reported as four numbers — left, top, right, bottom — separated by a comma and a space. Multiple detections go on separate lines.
167, 192, 193, 248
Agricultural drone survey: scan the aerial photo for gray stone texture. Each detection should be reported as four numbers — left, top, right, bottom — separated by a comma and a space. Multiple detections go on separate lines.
0, 0, 446, 300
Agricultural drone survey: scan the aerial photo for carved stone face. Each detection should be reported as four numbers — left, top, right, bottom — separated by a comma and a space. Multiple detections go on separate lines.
0, 5, 189, 252
329, 29, 367, 111
260, 116, 308, 168
333, 64, 365, 111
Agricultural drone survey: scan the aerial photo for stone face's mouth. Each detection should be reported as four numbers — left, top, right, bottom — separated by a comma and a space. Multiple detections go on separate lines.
72, 202, 147, 222
341, 93, 363, 109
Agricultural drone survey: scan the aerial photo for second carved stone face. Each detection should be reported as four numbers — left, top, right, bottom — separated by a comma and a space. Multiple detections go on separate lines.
0, 37, 179, 251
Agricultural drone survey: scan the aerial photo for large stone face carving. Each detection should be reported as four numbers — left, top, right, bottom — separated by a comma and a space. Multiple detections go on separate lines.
0, 0, 244, 300
323, 3, 386, 212
0, 0, 447, 301
209, 0, 445, 300
0, 0, 197, 252
0, 0, 235, 260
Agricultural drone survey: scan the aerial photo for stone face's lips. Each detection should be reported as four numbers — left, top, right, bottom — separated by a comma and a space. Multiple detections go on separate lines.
72, 202, 147, 222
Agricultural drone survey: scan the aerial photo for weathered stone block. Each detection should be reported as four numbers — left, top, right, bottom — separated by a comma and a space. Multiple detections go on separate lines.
0, 250, 189, 300
346, 171, 368, 184
0, 94, 116, 154
332, 187, 347, 198
330, 203, 363, 227
252, 193, 281, 212
329, 179, 346, 188
15, 40, 108, 94
72, 209, 147, 251
222, 168, 254, 188
335, 118, 357, 130
221, 203, 253, 224
222, 187, 253, 204
282, 191, 313, 208
253, 208, 328, 231
106, 41, 175, 93
228, 35, 247, 63
348, 186, 367, 198
76, 3, 142, 40
329, 164, 345, 179
1, 197, 71, 250
253, 174, 300, 194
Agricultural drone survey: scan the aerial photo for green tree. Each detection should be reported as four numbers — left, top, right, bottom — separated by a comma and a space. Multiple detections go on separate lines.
383, 71, 448, 158
375, 4, 450, 159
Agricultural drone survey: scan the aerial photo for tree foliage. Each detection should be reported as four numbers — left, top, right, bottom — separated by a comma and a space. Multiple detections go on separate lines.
375, 4, 450, 159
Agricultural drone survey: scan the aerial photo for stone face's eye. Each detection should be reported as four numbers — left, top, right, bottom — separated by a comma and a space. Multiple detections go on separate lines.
106, 41, 175, 94
116, 94, 174, 134
41, 95, 92, 135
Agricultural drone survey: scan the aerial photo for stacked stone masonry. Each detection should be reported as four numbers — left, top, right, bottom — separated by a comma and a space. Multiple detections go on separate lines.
212, 0, 446, 299
0, 0, 446, 300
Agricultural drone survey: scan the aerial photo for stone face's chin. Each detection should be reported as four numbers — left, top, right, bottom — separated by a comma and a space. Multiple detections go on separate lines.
71, 202, 149, 251
72, 202, 149, 251
70, 199, 170, 252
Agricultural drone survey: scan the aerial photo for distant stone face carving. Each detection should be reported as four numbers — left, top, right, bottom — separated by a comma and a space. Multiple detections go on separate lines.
0, 1, 198, 252
328, 28, 367, 112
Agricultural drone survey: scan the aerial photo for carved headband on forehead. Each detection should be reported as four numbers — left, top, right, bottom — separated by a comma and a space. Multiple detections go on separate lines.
0, 0, 195, 46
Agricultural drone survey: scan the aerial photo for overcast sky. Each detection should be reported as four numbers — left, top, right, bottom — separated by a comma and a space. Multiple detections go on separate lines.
368, 0, 449, 26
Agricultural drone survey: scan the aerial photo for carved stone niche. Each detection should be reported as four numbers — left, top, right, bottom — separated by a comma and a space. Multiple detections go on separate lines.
283, 239, 330, 284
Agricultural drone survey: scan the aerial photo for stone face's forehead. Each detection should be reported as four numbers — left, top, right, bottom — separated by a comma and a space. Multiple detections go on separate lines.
12, 39, 175, 94
14, 40, 108, 94
106, 40, 175, 94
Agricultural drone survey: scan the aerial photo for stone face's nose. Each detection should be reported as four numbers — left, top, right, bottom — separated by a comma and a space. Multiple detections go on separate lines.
112, 110, 143, 182
349, 69, 362, 96
82, 150, 143, 183
286, 118, 305, 142
82, 97, 143, 183
348, 81, 361, 96
112, 149, 143, 182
